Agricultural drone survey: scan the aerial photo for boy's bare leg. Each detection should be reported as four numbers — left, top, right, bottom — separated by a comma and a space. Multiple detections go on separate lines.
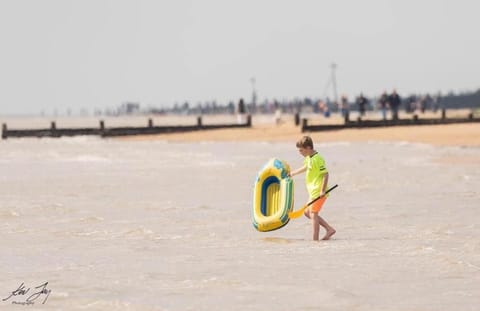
317, 215, 336, 240
311, 212, 320, 240
306, 209, 336, 240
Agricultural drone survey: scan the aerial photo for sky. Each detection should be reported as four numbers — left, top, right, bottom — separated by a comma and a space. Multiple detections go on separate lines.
0, 0, 479, 115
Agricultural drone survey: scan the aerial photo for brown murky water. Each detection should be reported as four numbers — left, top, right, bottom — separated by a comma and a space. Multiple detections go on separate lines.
1, 136, 479, 310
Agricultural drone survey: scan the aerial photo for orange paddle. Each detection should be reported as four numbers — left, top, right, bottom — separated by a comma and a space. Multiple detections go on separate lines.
288, 184, 338, 219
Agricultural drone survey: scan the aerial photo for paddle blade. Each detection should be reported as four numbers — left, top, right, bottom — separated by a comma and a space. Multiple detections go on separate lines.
288, 205, 307, 219
288, 184, 338, 220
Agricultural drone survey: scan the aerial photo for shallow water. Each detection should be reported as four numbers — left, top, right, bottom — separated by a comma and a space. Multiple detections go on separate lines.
0, 137, 479, 310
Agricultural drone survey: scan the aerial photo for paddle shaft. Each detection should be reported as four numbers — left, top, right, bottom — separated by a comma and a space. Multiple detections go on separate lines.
287, 184, 339, 220
306, 184, 338, 206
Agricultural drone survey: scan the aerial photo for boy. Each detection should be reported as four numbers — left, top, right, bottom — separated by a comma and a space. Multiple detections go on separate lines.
289, 136, 336, 241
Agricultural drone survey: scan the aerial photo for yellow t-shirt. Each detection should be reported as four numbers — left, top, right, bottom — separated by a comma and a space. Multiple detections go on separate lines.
304, 152, 328, 200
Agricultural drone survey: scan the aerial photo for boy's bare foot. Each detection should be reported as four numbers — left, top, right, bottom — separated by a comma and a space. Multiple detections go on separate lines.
322, 228, 336, 240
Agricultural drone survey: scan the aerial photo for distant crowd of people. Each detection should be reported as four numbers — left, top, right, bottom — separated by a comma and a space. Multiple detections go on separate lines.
233, 90, 445, 124
341, 89, 439, 120
332, 90, 441, 121
163, 90, 449, 125
348, 89, 403, 120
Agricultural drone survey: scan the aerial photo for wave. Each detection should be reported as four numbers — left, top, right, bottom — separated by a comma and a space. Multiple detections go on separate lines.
0, 209, 20, 218
61, 155, 112, 163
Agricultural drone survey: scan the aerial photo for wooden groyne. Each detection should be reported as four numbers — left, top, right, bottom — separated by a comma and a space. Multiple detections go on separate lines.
301, 110, 479, 132
1, 115, 252, 139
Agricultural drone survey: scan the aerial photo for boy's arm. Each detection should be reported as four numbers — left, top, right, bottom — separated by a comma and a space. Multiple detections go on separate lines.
319, 172, 329, 196
289, 165, 306, 177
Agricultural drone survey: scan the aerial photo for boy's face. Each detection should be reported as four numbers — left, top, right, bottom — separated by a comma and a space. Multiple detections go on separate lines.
297, 147, 311, 157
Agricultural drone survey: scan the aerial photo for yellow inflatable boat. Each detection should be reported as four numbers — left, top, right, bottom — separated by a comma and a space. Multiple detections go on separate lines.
253, 158, 294, 232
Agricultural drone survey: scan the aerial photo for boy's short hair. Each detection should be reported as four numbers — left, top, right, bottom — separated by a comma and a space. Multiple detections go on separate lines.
296, 136, 314, 149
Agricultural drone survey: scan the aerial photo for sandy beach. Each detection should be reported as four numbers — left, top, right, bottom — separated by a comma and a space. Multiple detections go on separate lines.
118, 118, 480, 147
3, 112, 479, 146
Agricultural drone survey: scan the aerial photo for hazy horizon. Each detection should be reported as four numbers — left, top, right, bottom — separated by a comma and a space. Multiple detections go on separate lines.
1, 0, 479, 115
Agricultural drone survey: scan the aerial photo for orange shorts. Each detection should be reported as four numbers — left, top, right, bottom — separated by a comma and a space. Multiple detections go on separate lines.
309, 196, 327, 213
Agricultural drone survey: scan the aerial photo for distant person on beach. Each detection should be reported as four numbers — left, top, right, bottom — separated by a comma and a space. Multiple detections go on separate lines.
405, 95, 416, 113
378, 91, 389, 120
356, 93, 368, 117
318, 100, 330, 118
228, 101, 235, 114
422, 94, 433, 114
340, 95, 349, 118
237, 98, 246, 124
432, 94, 440, 113
389, 89, 401, 120
288, 136, 336, 241
273, 100, 282, 125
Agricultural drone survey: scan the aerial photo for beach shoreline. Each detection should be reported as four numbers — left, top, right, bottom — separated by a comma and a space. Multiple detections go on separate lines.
116, 122, 480, 147
2, 113, 479, 146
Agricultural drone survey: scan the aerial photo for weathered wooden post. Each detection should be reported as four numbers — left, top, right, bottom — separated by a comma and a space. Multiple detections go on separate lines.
294, 113, 300, 126
148, 118, 153, 128
468, 112, 474, 120
246, 114, 252, 127
50, 121, 57, 137
197, 116, 202, 128
413, 114, 419, 122
99, 120, 105, 135
2, 123, 7, 139
441, 108, 446, 120
301, 118, 308, 132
